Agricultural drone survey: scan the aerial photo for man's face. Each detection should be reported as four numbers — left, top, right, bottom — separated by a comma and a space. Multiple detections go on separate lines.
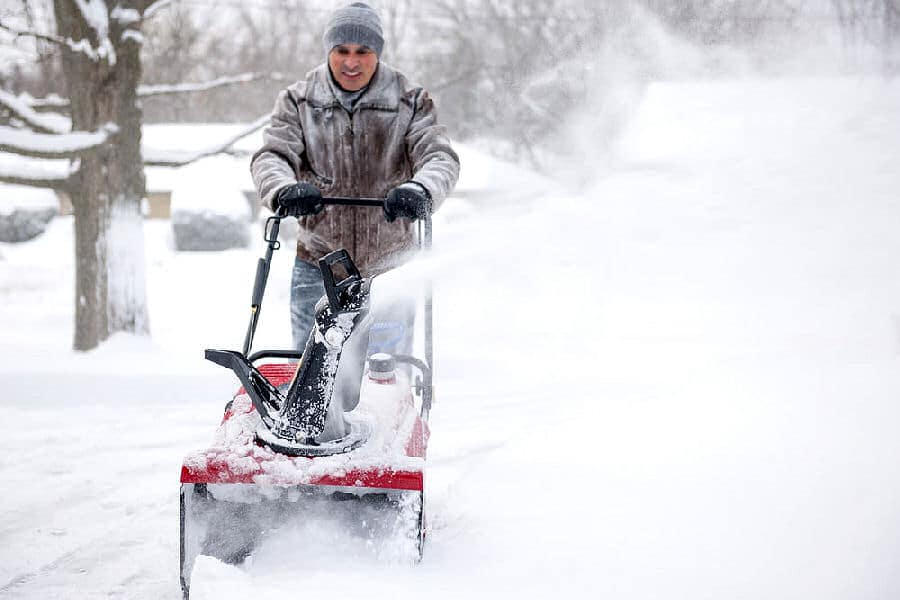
328, 43, 378, 91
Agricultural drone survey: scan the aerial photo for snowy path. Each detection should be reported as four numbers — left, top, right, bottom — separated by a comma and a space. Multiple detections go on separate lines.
0, 373, 229, 598
2, 77, 900, 599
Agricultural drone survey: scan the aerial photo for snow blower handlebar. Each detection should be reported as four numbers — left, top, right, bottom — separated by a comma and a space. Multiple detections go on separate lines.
241, 197, 433, 361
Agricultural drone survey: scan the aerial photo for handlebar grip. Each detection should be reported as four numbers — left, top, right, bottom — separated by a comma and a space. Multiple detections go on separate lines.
251, 257, 268, 307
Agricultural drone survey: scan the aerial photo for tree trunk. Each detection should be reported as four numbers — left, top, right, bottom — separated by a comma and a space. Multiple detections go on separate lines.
55, 0, 149, 351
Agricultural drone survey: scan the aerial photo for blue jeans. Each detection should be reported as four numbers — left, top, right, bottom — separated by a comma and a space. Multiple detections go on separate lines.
290, 258, 326, 351
290, 257, 415, 357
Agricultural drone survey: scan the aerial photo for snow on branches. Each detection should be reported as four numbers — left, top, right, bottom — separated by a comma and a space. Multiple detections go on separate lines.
72, 0, 115, 63
138, 72, 285, 98
143, 0, 175, 20
0, 18, 113, 64
0, 124, 117, 159
0, 89, 71, 135
0, 3, 280, 192
0, 156, 70, 189
110, 6, 142, 26
6, 72, 289, 112
0, 81, 271, 188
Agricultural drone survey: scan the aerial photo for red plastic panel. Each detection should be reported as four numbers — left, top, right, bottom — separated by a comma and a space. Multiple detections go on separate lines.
236, 363, 297, 396
186, 362, 427, 492
180, 462, 423, 491
405, 418, 430, 458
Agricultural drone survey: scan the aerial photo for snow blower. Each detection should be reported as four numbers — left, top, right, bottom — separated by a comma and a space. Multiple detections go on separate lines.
179, 198, 433, 599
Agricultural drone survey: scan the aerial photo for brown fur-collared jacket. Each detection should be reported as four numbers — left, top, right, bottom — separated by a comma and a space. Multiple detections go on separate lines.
250, 62, 460, 275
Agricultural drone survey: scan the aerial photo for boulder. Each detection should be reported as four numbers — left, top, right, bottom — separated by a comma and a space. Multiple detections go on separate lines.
0, 185, 58, 243
172, 211, 251, 251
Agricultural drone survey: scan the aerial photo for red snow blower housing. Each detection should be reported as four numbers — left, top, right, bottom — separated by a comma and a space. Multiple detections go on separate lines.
179, 198, 434, 599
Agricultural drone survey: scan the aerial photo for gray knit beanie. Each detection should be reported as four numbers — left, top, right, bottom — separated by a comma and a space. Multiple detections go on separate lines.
323, 2, 384, 57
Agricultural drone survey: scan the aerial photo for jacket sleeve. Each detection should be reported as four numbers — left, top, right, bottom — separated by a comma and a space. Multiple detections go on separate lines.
406, 89, 460, 211
250, 87, 305, 210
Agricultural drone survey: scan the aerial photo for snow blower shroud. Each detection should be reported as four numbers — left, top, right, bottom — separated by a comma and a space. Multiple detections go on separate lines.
179, 198, 434, 599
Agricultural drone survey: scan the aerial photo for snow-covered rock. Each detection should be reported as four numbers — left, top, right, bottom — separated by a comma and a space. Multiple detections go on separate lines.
169, 156, 252, 251
172, 211, 251, 251
0, 184, 58, 242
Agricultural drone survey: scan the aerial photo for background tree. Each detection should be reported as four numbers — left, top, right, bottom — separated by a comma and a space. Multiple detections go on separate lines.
0, 0, 270, 351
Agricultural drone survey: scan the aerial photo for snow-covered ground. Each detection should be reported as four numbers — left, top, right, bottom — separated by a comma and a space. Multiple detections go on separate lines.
2, 76, 899, 599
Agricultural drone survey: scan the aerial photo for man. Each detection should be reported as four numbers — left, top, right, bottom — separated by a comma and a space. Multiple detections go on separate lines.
251, 2, 460, 350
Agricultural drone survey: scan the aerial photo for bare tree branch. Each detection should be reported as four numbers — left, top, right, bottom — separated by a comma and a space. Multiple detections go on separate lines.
0, 18, 68, 48
142, 113, 270, 167
137, 71, 290, 98
0, 89, 70, 134
0, 18, 105, 61
13, 72, 291, 114
25, 95, 70, 111
143, 0, 176, 21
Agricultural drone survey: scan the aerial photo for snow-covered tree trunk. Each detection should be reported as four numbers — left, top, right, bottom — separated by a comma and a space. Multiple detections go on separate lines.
54, 0, 148, 350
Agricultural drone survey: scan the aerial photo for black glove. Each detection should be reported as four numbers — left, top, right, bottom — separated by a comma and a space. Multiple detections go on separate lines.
274, 182, 323, 217
384, 182, 431, 223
